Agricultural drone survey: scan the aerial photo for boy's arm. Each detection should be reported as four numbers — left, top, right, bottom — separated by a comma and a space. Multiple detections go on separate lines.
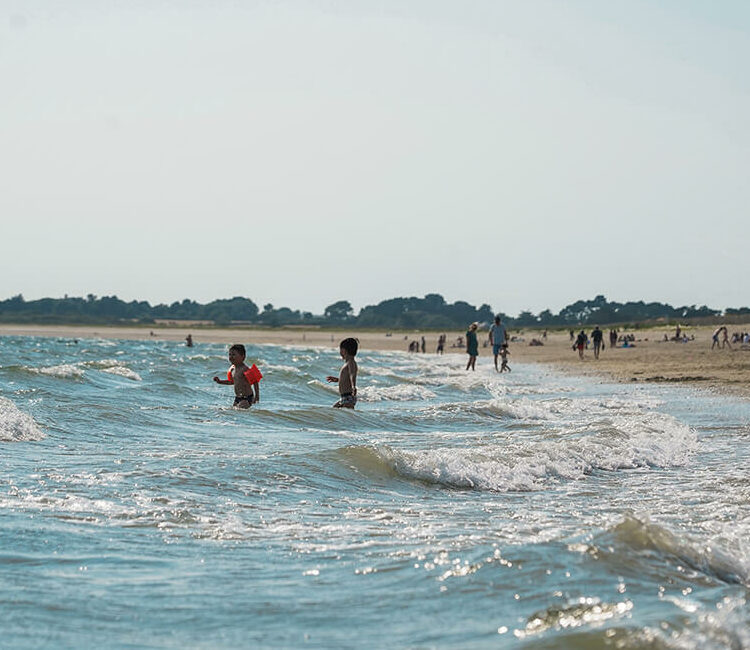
213, 367, 234, 385
349, 361, 358, 395
326, 375, 338, 383
253, 382, 260, 403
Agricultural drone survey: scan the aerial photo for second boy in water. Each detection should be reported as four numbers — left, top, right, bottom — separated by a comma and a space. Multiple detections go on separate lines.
326, 338, 358, 408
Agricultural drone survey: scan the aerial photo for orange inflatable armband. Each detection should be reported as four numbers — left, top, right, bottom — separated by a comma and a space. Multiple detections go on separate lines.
227, 364, 263, 384
243, 364, 263, 385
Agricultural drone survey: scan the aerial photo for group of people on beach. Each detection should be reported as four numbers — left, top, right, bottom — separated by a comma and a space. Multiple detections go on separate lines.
407, 334, 448, 354
572, 326, 610, 360
711, 326, 742, 349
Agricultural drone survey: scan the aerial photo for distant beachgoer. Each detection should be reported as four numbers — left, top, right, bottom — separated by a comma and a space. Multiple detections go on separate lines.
675, 324, 681, 340
326, 338, 358, 408
466, 323, 479, 371
213, 344, 261, 409
499, 343, 511, 372
590, 326, 603, 359
711, 327, 721, 350
569, 330, 575, 342
721, 326, 732, 349
575, 331, 586, 360
421, 336, 426, 354
609, 329, 618, 349
489, 316, 507, 372
185, 334, 193, 347
436, 333, 446, 355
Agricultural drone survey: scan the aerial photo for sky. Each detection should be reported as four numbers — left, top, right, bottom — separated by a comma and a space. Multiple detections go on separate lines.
1, 0, 749, 316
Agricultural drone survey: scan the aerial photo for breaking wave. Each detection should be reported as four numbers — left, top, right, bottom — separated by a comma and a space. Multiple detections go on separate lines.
0, 398, 45, 442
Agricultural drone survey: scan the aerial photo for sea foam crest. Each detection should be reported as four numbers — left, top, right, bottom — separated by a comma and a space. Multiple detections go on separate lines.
36, 364, 84, 379
358, 384, 437, 402
0, 398, 45, 442
102, 366, 142, 381
347, 414, 695, 491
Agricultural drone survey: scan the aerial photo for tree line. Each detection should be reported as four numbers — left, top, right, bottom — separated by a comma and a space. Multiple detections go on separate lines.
0, 292, 746, 329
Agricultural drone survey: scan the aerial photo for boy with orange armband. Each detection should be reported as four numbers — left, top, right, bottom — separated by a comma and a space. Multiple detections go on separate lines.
213, 344, 261, 408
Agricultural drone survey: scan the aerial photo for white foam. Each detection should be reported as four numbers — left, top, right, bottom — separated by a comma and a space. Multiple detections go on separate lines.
83, 358, 122, 369
358, 384, 437, 402
0, 398, 45, 442
307, 379, 339, 393
368, 415, 696, 491
101, 366, 142, 381
36, 364, 84, 379
265, 364, 300, 374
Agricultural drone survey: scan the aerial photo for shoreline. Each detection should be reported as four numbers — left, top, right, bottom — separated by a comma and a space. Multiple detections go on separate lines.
1, 322, 748, 399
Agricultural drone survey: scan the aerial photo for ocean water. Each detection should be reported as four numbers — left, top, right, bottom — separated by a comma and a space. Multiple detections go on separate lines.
1, 335, 749, 649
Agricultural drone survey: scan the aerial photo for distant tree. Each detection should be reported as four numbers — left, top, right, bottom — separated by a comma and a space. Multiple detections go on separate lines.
324, 300, 354, 321
515, 310, 537, 327
537, 309, 555, 325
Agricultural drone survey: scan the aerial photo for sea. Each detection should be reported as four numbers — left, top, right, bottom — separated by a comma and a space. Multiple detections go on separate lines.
1, 335, 748, 649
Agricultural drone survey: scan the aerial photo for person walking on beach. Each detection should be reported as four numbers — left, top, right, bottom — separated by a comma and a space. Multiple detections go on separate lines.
609, 329, 618, 349
711, 326, 722, 350
721, 326, 732, 349
590, 326, 603, 359
489, 315, 507, 372
421, 336, 426, 354
436, 333, 446, 355
466, 323, 479, 371
574, 331, 586, 360
326, 337, 359, 408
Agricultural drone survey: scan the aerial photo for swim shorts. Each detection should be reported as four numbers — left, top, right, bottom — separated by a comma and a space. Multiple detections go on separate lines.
233, 395, 253, 407
493, 344, 502, 355
334, 392, 357, 408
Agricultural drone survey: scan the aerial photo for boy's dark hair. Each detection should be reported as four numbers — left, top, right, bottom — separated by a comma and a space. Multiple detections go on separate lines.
229, 343, 246, 357
494, 316, 501, 324
339, 338, 358, 356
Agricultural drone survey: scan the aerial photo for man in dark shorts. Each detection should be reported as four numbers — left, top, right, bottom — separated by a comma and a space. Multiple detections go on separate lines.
590, 325, 604, 359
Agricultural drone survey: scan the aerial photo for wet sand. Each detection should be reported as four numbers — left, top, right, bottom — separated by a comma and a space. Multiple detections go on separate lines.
2, 323, 748, 398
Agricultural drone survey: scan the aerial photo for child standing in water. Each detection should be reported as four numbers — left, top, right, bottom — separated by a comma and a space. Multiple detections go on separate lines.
499, 343, 511, 372
213, 344, 261, 408
326, 338, 358, 408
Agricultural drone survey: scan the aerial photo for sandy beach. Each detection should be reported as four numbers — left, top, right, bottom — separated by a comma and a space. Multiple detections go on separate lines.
2, 322, 749, 399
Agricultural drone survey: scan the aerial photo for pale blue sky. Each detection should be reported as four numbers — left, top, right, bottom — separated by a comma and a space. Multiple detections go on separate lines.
1, 1, 748, 315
